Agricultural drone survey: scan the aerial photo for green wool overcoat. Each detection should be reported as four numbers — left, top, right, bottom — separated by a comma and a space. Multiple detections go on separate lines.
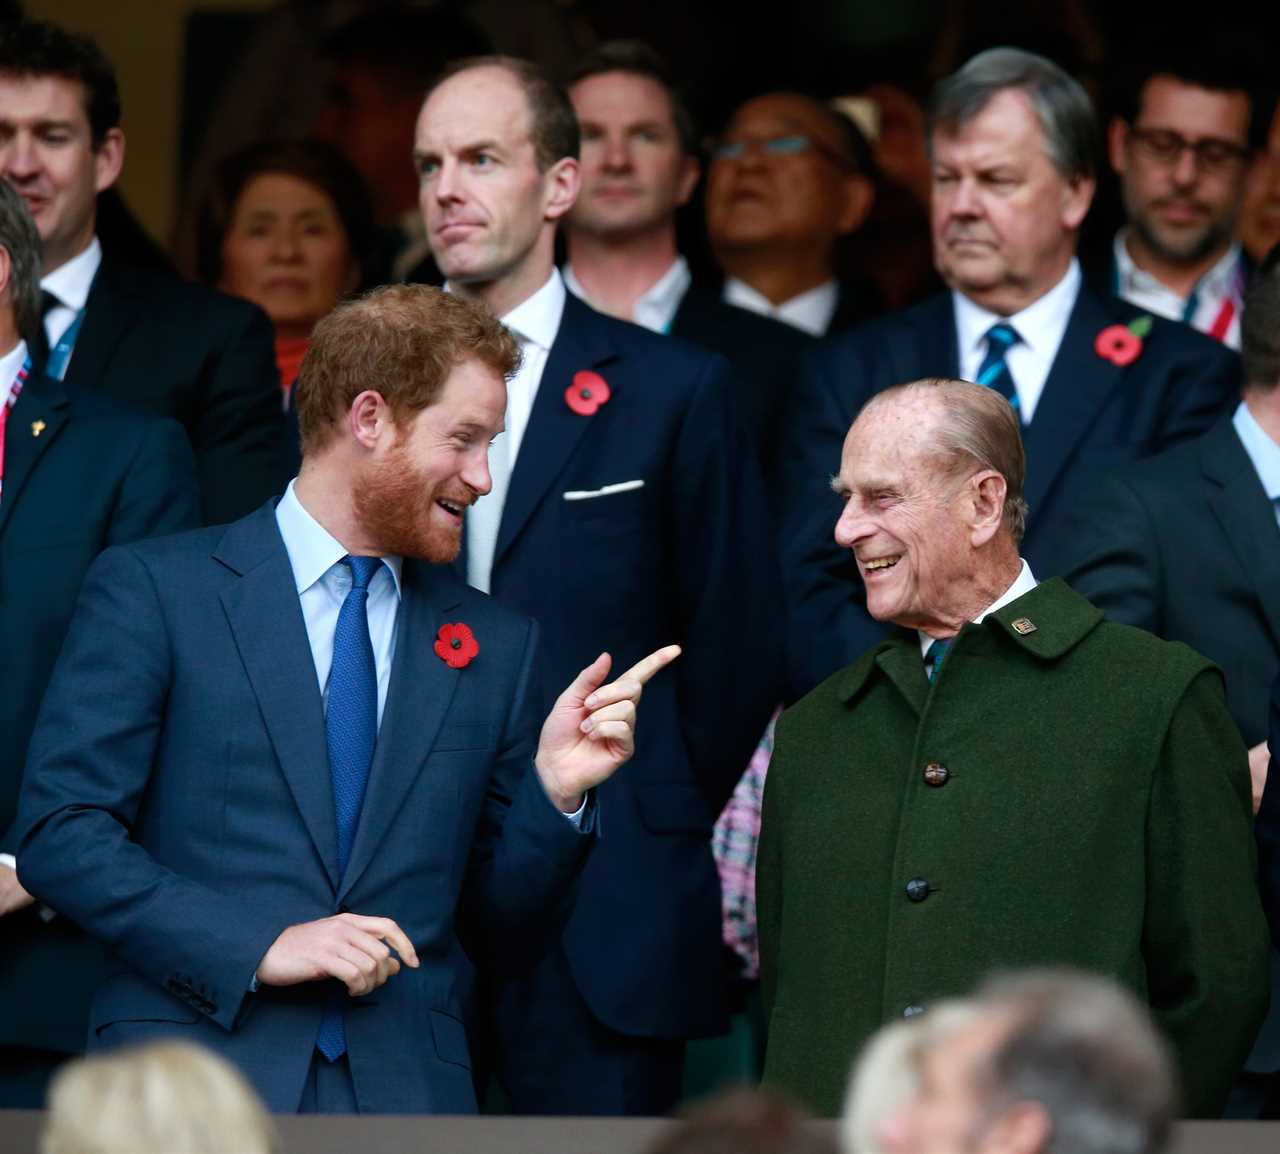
758, 578, 1270, 1118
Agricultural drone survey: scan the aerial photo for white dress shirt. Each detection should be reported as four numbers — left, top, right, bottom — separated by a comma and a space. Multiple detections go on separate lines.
563, 256, 691, 335
1113, 231, 1244, 350
275, 480, 403, 725
723, 276, 838, 337
919, 559, 1038, 658
1233, 402, 1280, 528
953, 260, 1081, 425
0, 338, 30, 408
41, 236, 102, 349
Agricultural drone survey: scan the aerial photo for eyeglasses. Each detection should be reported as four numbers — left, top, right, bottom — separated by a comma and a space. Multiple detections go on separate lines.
710, 133, 854, 169
1127, 127, 1252, 173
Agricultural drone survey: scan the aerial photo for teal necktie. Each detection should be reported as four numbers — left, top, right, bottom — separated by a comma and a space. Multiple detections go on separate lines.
925, 638, 952, 683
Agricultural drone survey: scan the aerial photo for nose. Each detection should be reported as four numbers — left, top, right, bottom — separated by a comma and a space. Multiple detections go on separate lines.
2, 131, 39, 180
601, 132, 632, 173
1171, 145, 1199, 187
433, 158, 462, 204
833, 498, 872, 550
272, 227, 303, 262
944, 175, 981, 217
874, 1104, 912, 1151
464, 441, 494, 498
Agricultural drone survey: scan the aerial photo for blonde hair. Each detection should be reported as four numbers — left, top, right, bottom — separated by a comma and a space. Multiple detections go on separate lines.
42, 1042, 279, 1154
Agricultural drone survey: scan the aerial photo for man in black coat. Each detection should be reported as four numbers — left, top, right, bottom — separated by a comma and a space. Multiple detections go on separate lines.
0, 20, 287, 526
781, 47, 1239, 700
560, 40, 810, 484
0, 177, 201, 1106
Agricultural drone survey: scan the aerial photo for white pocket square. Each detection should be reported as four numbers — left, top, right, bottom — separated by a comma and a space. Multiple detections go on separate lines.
562, 479, 645, 501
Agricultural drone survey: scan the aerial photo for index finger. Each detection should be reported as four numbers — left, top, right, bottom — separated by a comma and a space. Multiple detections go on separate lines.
345, 915, 419, 968
618, 644, 681, 689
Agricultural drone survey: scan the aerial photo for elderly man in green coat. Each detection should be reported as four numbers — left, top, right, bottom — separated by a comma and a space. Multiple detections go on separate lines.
758, 378, 1269, 1118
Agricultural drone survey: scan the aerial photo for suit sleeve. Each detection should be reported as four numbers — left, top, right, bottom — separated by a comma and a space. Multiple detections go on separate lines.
756, 711, 786, 1024
192, 298, 289, 525
1058, 472, 1163, 633
779, 340, 888, 700
1151, 335, 1240, 452
1143, 666, 1270, 1116
457, 617, 595, 966
106, 416, 203, 545
1257, 672, 1280, 950
14, 546, 284, 1031
670, 353, 785, 814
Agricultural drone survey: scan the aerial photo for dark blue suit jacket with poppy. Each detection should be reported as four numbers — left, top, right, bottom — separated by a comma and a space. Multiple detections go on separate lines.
14, 503, 596, 1114
478, 292, 783, 1047
779, 285, 1240, 699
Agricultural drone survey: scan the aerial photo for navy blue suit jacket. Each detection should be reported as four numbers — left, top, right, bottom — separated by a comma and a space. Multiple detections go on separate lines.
484, 293, 783, 1041
780, 285, 1241, 698
15, 504, 594, 1113
1259, 675, 1280, 948
0, 371, 199, 1057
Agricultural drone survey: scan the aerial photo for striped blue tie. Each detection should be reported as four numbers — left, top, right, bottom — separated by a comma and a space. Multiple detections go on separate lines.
315, 554, 381, 1063
976, 322, 1021, 417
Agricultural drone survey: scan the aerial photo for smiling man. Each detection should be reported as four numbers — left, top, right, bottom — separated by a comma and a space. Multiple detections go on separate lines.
757, 377, 1269, 1121
779, 47, 1241, 700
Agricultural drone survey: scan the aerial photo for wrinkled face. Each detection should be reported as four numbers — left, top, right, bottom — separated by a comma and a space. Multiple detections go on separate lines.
353, 357, 505, 562
706, 92, 862, 253
567, 70, 696, 240
1240, 106, 1280, 263
219, 173, 358, 337
0, 73, 120, 271
931, 89, 1092, 310
1112, 75, 1251, 265
415, 66, 557, 288
878, 1020, 1013, 1154
832, 396, 977, 632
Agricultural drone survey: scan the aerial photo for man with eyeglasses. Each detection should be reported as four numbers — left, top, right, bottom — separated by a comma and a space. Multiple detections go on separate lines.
705, 91, 879, 337
1108, 47, 1274, 349
779, 47, 1240, 701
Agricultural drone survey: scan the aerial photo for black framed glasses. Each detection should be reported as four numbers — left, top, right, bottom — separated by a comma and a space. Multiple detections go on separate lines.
1128, 127, 1252, 173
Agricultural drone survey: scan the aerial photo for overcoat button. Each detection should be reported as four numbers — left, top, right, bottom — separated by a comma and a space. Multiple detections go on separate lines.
906, 877, 931, 903
923, 763, 950, 787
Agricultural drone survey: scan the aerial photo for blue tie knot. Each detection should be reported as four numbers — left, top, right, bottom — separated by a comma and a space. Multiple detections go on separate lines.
986, 322, 1019, 350
344, 555, 381, 590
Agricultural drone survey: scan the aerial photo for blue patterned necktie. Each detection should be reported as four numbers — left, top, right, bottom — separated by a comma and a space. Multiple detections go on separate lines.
976, 322, 1022, 417
316, 554, 381, 1063
925, 638, 953, 683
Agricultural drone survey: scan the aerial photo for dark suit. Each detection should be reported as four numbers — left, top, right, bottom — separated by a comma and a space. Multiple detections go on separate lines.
486, 293, 783, 1113
0, 369, 200, 1105
55, 258, 288, 525
669, 285, 811, 485
15, 504, 594, 1114
781, 285, 1241, 698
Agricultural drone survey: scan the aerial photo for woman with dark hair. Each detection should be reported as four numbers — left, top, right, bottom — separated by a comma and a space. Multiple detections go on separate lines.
197, 139, 375, 403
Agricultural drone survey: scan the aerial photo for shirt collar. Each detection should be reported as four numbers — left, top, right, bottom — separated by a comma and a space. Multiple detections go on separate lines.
723, 277, 839, 336
499, 269, 566, 351
0, 338, 29, 407
41, 236, 102, 311
1233, 401, 1280, 502
1114, 229, 1245, 301
274, 479, 403, 598
918, 559, 1038, 657
563, 256, 691, 333
953, 259, 1081, 361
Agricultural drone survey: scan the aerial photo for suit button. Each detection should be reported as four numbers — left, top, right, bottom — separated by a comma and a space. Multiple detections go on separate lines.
903, 1004, 925, 1018
923, 763, 950, 787
906, 877, 931, 903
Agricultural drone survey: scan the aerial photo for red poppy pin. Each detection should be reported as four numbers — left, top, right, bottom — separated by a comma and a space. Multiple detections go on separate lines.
1094, 315, 1153, 367
565, 370, 611, 416
434, 622, 479, 669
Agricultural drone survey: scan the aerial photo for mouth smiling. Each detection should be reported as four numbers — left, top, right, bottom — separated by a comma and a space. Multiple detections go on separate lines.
863, 554, 902, 573
435, 497, 466, 523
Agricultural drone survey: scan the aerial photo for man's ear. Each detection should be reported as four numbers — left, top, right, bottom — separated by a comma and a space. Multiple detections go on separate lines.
675, 154, 701, 208
1060, 173, 1095, 232
348, 389, 393, 449
969, 469, 1008, 547
543, 156, 581, 222
836, 171, 874, 236
982, 1101, 1052, 1154
0, 245, 12, 305
93, 127, 125, 194
1107, 116, 1129, 178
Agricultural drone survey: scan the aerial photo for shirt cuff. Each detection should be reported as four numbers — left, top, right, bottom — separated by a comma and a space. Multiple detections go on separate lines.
0, 853, 16, 871
563, 795, 588, 828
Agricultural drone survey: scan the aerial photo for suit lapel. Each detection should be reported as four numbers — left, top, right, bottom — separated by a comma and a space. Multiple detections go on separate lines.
337, 560, 465, 901
1201, 416, 1280, 650
0, 372, 69, 540
897, 294, 959, 381
493, 294, 616, 570
216, 507, 341, 890
62, 260, 137, 391
1021, 288, 1122, 515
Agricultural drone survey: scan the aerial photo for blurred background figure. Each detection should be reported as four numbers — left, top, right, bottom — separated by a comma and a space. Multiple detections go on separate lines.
861, 971, 1177, 1154
1240, 104, 1280, 267
41, 1041, 279, 1154
196, 138, 375, 403
705, 91, 879, 336
647, 1087, 839, 1154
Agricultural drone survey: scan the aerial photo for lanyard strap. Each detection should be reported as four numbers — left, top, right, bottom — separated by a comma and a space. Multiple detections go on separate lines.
46, 308, 85, 381
0, 354, 35, 499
